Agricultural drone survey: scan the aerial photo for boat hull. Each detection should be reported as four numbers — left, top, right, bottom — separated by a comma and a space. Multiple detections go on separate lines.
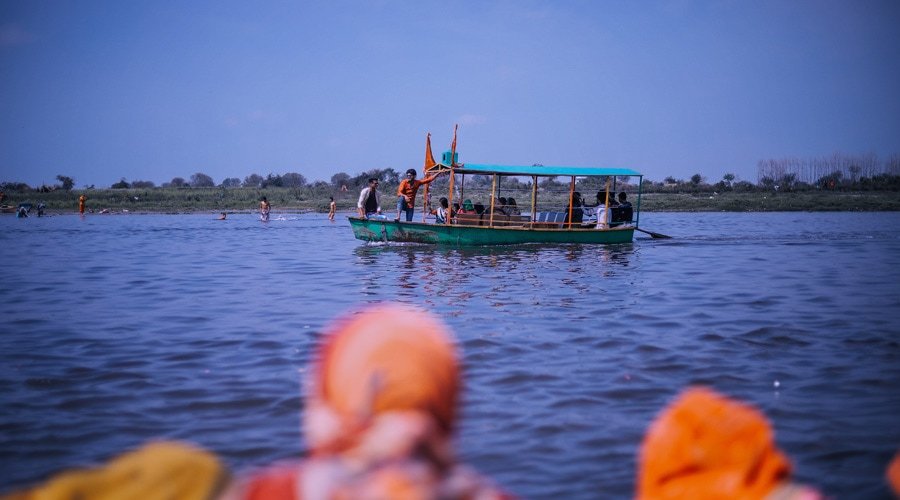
349, 217, 634, 245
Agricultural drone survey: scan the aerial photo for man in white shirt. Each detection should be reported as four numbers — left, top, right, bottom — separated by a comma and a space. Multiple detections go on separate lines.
357, 178, 384, 219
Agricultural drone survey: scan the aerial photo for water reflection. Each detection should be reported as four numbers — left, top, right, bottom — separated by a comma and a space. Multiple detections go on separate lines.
351, 242, 637, 311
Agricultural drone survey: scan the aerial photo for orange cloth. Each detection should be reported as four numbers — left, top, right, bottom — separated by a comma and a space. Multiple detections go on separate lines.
308, 304, 460, 449
78, 195, 86, 214
638, 387, 792, 500
424, 133, 437, 171
888, 451, 900, 496
1, 441, 227, 500
397, 175, 439, 205
242, 466, 299, 500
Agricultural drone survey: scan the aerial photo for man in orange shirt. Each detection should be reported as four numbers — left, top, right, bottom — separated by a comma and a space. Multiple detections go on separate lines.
395, 168, 442, 222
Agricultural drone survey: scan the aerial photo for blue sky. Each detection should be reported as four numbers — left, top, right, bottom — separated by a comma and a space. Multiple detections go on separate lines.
1, 0, 898, 188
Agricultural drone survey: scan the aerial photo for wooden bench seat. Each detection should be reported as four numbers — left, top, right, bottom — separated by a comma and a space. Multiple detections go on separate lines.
455, 213, 481, 226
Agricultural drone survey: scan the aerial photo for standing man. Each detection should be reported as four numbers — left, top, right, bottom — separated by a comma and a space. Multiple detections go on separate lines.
328, 197, 336, 221
78, 194, 87, 215
357, 178, 383, 219
259, 197, 271, 222
396, 168, 441, 222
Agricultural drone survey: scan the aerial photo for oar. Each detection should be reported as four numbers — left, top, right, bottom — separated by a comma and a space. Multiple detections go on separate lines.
635, 227, 672, 239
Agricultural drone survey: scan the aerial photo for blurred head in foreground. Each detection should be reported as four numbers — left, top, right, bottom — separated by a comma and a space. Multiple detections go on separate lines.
240, 303, 508, 500
888, 451, 900, 496
303, 303, 460, 459
638, 386, 821, 500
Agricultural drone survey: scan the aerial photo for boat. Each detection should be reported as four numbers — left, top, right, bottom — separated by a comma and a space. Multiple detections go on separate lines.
349, 128, 648, 246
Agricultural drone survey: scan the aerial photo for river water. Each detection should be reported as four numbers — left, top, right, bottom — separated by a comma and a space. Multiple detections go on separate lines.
1, 211, 898, 498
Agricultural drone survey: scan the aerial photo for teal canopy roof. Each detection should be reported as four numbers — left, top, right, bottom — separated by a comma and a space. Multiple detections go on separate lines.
456, 163, 641, 177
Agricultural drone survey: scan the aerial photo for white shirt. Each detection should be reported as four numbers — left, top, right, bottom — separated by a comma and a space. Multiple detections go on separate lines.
357, 186, 382, 213
595, 205, 609, 229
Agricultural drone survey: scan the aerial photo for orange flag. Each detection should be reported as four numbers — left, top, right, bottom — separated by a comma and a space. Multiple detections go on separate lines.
424, 133, 436, 171
449, 124, 458, 166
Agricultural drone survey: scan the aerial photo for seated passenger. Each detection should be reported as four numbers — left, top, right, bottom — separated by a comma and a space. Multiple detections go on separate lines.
458, 199, 475, 214
430, 197, 449, 224
564, 192, 584, 225
495, 197, 509, 215
609, 191, 634, 227
616, 192, 633, 225
506, 197, 521, 216
594, 190, 617, 229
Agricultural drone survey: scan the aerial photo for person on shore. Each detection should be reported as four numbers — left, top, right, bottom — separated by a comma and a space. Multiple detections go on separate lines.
357, 178, 384, 219
637, 386, 822, 499
259, 197, 270, 222
37, 202, 45, 217
78, 194, 87, 215
328, 196, 336, 221
396, 168, 442, 222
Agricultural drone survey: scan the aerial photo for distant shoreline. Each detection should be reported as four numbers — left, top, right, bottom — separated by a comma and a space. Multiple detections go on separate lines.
3, 189, 899, 214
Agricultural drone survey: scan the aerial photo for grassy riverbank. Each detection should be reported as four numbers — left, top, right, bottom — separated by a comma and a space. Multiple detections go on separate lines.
3, 187, 899, 214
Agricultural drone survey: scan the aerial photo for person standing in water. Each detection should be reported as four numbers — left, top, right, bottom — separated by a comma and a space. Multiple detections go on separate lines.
78, 194, 87, 215
259, 197, 270, 222
328, 196, 336, 221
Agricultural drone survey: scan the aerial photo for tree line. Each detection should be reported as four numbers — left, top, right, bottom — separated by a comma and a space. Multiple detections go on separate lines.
3, 152, 900, 195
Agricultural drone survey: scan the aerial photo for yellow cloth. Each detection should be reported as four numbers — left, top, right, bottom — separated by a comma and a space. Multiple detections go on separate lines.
3, 441, 227, 500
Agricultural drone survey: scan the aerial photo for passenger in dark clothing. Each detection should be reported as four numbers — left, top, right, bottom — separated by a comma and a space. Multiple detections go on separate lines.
612, 192, 633, 226
565, 192, 584, 225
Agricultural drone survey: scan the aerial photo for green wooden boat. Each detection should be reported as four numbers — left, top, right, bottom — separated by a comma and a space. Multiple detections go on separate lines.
349, 130, 653, 246
349, 217, 636, 245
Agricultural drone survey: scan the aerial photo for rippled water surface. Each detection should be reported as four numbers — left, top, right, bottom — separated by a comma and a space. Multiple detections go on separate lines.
1, 211, 899, 498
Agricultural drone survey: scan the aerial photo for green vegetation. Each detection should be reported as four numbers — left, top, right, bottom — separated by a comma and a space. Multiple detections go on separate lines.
2, 155, 899, 214
2, 186, 898, 215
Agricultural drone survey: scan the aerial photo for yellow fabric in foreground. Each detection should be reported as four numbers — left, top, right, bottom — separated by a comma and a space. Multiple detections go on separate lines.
3, 441, 227, 500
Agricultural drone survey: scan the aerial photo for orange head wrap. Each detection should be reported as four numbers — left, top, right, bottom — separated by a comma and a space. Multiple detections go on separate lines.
303, 304, 460, 458
888, 451, 900, 496
638, 386, 792, 500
